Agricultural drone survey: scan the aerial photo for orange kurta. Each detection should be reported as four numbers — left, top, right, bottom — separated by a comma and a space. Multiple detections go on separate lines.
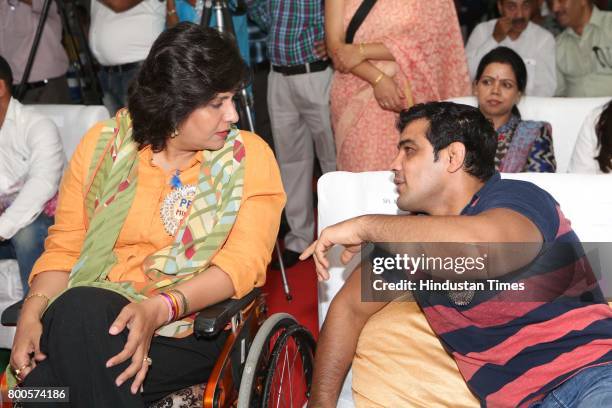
30, 123, 285, 298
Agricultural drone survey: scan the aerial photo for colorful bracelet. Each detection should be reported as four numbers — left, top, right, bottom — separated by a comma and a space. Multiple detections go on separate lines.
167, 290, 189, 316
159, 293, 176, 324
160, 289, 191, 324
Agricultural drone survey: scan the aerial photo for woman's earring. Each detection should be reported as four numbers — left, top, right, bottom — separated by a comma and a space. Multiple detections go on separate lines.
171, 129, 179, 139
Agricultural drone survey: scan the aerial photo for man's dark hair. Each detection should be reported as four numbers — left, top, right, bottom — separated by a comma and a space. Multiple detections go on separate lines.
128, 22, 249, 152
397, 102, 497, 181
0, 55, 13, 94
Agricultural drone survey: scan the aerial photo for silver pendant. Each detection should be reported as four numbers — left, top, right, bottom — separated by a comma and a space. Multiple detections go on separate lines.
160, 185, 196, 236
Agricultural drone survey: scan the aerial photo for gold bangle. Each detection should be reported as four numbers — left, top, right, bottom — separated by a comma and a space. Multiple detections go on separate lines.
24, 292, 50, 305
167, 8, 177, 16
372, 72, 385, 87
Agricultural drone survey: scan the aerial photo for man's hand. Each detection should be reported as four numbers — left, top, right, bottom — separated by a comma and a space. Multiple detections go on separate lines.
0, 236, 5, 242
314, 40, 328, 60
300, 217, 366, 281
493, 16, 513, 42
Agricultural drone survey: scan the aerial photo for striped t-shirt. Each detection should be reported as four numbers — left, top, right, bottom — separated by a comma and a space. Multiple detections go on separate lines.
415, 173, 612, 407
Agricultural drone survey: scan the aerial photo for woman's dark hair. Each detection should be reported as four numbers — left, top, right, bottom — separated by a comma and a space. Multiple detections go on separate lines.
595, 100, 612, 173
475, 46, 527, 117
397, 102, 497, 181
128, 22, 249, 151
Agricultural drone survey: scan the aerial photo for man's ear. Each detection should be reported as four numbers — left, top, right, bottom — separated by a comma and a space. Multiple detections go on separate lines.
446, 142, 466, 173
497, 0, 504, 16
0, 79, 8, 99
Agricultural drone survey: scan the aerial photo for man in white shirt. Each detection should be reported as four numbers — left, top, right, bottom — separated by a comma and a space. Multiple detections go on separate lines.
465, 0, 557, 96
0, 56, 64, 294
90, 0, 166, 115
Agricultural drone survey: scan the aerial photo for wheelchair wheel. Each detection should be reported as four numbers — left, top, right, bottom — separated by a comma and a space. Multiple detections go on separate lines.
262, 323, 316, 407
237, 313, 313, 407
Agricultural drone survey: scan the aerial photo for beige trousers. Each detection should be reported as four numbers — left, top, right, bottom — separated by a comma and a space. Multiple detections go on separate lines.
267, 67, 337, 252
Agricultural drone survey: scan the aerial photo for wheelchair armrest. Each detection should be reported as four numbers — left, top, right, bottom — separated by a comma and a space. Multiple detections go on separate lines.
194, 288, 261, 338
1, 289, 263, 334
1, 300, 23, 327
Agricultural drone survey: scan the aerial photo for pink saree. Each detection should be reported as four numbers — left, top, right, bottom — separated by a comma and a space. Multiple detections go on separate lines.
332, 0, 471, 171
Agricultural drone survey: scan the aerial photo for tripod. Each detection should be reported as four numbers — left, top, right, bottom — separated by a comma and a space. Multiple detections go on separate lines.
201, 0, 292, 300
16, 0, 102, 104
201, 0, 255, 133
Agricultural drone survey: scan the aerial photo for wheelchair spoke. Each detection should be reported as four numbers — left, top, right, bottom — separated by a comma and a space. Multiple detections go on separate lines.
270, 336, 304, 407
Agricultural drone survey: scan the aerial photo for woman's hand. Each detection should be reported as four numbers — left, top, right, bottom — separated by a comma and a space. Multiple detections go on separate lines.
332, 44, 365, 74
373, 75, 406, 112
9, 315, 46, 382
105, 297, 167, 394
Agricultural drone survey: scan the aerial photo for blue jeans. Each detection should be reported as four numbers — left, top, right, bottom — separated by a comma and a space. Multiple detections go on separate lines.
97, 63, 141, 116
532, 364, 612, 407
0, 213, 54, 295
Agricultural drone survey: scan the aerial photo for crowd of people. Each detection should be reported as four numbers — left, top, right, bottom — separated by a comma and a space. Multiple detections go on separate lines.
0, 0, 611, 407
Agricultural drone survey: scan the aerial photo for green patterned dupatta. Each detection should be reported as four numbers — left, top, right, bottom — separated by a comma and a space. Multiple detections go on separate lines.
69, 109, 246, 337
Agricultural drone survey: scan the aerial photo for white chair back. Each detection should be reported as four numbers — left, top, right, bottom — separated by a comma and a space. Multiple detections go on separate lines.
448, 96, 610, 173
317, 170, 612, 406
0, 104, 109, 349
32, 104, 110, 159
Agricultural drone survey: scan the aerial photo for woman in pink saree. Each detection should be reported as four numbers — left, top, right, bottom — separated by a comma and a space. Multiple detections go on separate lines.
327, 0, 471, 171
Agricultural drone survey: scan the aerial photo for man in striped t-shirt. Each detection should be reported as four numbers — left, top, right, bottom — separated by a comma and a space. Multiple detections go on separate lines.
302, 102, 612, 407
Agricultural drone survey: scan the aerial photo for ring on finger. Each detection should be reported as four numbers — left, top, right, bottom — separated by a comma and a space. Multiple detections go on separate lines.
13, 363, 29, 379
143, 357, 152, 366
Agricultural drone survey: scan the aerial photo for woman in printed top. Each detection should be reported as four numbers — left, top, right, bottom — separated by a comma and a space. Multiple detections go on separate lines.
4, 23, 285, 407
474, 46, 556, 172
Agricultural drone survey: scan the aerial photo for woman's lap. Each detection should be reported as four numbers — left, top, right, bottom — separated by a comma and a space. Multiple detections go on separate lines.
23, 287, 226, 407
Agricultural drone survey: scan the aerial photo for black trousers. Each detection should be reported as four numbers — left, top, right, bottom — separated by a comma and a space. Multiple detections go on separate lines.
22, 287, 227, 407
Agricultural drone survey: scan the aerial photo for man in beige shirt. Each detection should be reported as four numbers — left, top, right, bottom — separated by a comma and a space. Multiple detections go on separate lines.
552, 0, 612, 96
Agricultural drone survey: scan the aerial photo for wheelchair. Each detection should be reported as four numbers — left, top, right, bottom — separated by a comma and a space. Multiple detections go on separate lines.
1, 288, 316, 408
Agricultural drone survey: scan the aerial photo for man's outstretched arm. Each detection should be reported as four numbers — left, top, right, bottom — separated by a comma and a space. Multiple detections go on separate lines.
308, 264, 387, 408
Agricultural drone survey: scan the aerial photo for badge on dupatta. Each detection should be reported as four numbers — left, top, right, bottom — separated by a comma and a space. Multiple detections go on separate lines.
160, 171, 196, 236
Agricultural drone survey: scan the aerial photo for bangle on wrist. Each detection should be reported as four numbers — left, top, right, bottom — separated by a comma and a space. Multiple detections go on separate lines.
359, 43, 366, 58
372, 72, 385, 87
24, 292, 50, 305
167, 289, 189, 316
167, 8, 176, 16
159, 293, 176, 324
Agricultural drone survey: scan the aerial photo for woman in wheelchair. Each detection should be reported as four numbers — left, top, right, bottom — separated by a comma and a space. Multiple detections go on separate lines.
5, 23, 285, 407
473, 46, 556, 173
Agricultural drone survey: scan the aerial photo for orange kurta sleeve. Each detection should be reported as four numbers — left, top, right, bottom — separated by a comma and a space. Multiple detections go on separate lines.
211, 132, 286, 298
29, 123, 103, 284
